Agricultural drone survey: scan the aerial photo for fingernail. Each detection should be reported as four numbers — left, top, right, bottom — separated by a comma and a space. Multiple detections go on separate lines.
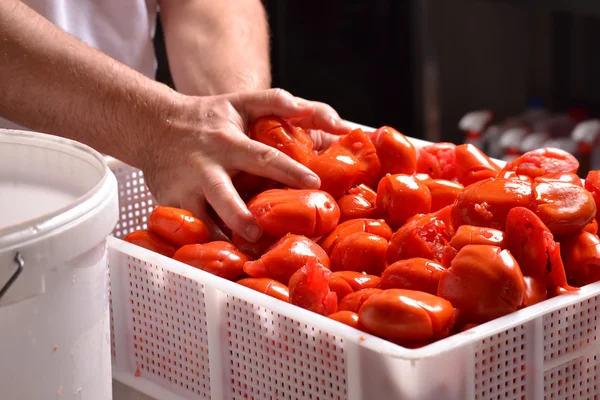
302, 174, 320, 188
245, 224, 262, 242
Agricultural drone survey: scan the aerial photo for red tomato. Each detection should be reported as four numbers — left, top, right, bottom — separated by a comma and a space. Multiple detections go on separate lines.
454, 144, 502, 186
536, 172, 583, 187
368, 126, 417, 176
318, 218, 392, 255
288, 258, 337, 316
416, 142, 457, 181
336, 128, 381, 188
331, 271, 380, 291
414, 177, 464, 212
148, 206, 211, 247
123, 230, 177, 257
585, 170, 600, 223
521, 276, 547, 308
328, 311, 365, 331
358, 289, 455, 343
377, 174, 432, 227
432, 205, 456, 237
500, 147, 580, 180
560, 231, 600, 287
338, 288, 382, 313
584, 219, 599, 235
437, 244, 526, 323
386, 213, 452, 264
249, 115, 315, 165
337, 184, 378, 222
379, 258, 445, 294
330, 232, 388, 275
247, 189, 340, 238
306, 149, 361, 199
449, 225, 506, 250
452, 177, 535, 231
232, 172, 279, 202
243, 234, 330, 284
533, 180, 596, 236
498, 170, 532, 181
443, 225, 506, 266
505, 207, 576, 291
236, 278, 290, 302
231, 231, 277, 260
328, 276, 354, 303
173, 241, 250, 281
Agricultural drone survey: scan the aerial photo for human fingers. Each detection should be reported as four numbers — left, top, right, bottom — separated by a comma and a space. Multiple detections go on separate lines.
179, 197, 231, 242
231, 136, 321, 189
199, 166, 263, 243
289, 99, 354, 135
307, 129, 341, 151
234, 88, 316, 120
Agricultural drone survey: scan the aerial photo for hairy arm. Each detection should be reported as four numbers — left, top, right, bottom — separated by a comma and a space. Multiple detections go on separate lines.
158, 0, 271, 95
0, 0, 181, 169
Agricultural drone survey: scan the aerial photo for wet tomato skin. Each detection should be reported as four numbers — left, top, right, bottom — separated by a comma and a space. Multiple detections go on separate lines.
414, 177, 464, 212
148, 206, 211, 247
337, 185, 378, 222
379, 258, 446, 295
358, 289, 455, 343
247, 189, 340, 238
173, 241, 251, 281
416, 142, 457, 181
386, 213, 452, 265
123, 230, 178, 257
330, 271, 381, 291
451, 177, 534, 231
368, 126, 417, 176
330, 232, 388, 276
249, 115, 315, 165
236, 278, 290, 302
500, 147, 579, 179
437, 244, 526, 324
231, 231, 278, 260
560, 231, 600, 287
454, 144, 502, 186
377, 174, 432, 227
306, 150, 361, 199
584, 219, 599, 235
288, 258, 338, 316
328, 276, 354, 303
319, 218, 392, 255
338, 288, 383, 314
328, 311, 365, 331
533, 180, 596, 236
521, 276, 548, 308
505, 206, 575, 291
242, 234, 330, 285
536, 172, 583, 187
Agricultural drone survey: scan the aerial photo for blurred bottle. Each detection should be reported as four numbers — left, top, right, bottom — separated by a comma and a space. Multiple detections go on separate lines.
544, 137, 578, 157
458, 110, 494, 150
498, 127, 529, 162
520, 131, 551, 155
533, 105, 588, 138
571, 119, 600, 176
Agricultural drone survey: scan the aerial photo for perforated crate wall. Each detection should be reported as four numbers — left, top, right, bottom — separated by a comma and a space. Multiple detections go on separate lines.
107, 157, 600, 400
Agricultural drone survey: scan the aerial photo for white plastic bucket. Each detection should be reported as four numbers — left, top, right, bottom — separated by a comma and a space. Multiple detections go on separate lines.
0, 129, 119, 399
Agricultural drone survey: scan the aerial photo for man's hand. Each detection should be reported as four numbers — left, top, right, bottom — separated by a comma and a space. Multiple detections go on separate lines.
144, 89, 353, 242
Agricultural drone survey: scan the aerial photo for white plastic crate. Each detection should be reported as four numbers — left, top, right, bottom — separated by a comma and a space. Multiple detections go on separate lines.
106, 125, 600, 400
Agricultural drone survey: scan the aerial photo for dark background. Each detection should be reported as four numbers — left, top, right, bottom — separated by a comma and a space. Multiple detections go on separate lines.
153, 0, 600, 144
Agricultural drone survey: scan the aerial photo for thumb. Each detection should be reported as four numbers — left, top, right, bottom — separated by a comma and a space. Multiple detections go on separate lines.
234, 88, 316, 120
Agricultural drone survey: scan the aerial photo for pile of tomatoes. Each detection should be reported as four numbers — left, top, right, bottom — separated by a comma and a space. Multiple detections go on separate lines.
124, 116, 600, 348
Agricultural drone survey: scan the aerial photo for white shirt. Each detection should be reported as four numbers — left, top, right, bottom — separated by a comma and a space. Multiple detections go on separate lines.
0, 0, 159, 130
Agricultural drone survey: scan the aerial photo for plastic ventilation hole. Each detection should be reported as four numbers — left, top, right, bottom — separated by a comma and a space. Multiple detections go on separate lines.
225, 296, 347, 400
127, 258, 211, 398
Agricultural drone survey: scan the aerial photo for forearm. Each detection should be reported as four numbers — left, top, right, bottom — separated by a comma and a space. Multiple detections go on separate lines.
159, 0, 271, 95
0, 0, 182, 169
